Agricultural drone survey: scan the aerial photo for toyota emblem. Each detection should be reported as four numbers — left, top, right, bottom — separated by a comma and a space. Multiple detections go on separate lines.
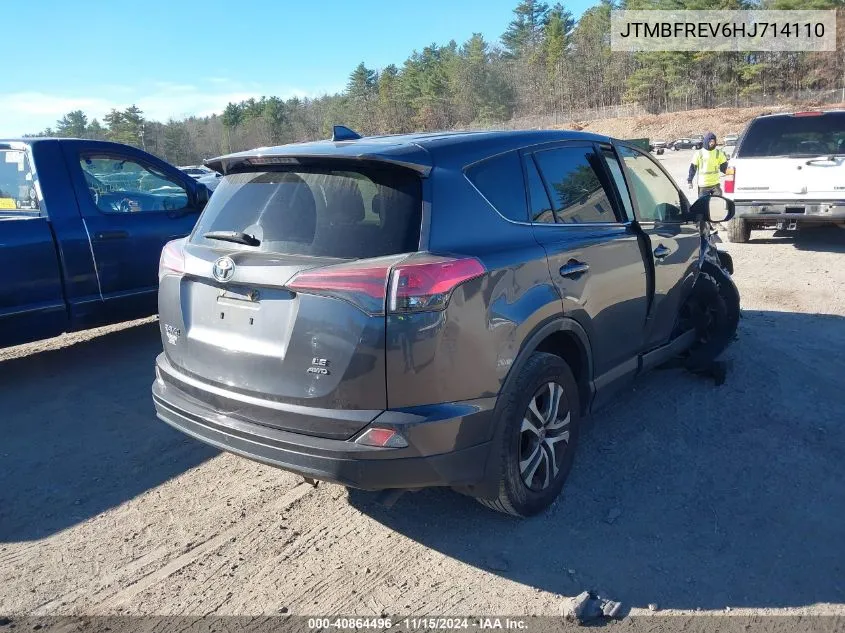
212, 256, 235, 282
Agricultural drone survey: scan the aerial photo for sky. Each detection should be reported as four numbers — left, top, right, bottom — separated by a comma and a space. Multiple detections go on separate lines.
2, 0, 595, 137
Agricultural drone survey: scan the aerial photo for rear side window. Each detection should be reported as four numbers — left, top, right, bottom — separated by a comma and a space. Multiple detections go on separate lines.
532, 146, 618, 223
737, 113, 845, 158
0, 148, 38, 212
465, 151, 528, 222
191, 166, 421, 259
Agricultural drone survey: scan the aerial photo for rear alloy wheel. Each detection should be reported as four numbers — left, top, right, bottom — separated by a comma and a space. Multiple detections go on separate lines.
519, 383, 572, 492
480, 353, 580, 517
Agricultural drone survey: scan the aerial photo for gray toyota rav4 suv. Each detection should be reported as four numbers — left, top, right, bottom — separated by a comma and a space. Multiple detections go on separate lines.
153, 128, 739, 516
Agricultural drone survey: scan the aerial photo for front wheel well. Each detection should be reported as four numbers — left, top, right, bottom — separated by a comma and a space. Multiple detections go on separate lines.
534, 331, 591, 415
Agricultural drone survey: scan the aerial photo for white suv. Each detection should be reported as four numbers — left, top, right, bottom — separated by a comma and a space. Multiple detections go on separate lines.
723, 111, 845, 242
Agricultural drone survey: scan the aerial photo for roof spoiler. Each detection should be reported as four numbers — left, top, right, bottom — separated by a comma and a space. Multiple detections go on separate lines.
332, 125, 362, 142
204, 152, 432, 177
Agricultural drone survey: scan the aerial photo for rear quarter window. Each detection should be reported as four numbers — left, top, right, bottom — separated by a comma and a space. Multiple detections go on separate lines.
465, 151, 529, 223
0, 149, 38, 212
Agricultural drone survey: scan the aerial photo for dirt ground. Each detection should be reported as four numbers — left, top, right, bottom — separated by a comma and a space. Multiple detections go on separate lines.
1, 168, 844, 624
565, 102, 845, 143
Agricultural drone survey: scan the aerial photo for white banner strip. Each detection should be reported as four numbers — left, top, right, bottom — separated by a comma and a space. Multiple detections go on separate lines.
611, 10, 838, 52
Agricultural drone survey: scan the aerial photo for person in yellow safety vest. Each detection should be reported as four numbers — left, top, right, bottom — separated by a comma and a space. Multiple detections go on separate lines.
687, 131, 729, 197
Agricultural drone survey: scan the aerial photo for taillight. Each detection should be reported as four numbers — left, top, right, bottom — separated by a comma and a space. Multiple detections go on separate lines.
285, 259, 392, 315
285, 254, 486, 315
724, 166, 735, 194
159, 239, 186, 282
388, 255, 485, 313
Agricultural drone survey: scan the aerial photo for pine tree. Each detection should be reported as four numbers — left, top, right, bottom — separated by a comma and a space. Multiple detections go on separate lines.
501, 0, 550, 57
55, 111, 88, 138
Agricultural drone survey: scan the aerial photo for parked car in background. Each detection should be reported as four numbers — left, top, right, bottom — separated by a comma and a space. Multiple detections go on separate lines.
722, 133, 739, 158
179, 165, 217, 179
723, 110, 845, 242
152, 127, 739, 517
1, 138, 211, 348
652, 140, 667, 155
197, 171, 222, 192
671, 138, 703, 151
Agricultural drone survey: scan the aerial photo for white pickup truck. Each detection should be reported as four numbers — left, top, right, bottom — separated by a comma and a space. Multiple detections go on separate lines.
723, 110, 845, 242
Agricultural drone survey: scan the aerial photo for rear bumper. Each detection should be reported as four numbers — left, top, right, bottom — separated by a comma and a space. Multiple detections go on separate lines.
732, 200, 845, 222
152, 354, 496, 491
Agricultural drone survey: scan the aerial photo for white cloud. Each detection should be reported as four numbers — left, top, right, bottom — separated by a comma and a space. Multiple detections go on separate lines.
0, 80, 341, 137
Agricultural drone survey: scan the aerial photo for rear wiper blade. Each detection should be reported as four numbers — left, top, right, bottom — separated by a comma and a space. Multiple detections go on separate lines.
203, 230, 260, 246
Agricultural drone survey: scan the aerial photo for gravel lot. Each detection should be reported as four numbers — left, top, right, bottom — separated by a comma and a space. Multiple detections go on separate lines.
1, 151, 844, 624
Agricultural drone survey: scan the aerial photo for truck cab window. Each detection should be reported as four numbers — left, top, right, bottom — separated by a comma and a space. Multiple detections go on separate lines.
79, 153, 189, 214
0, 149, 38, 212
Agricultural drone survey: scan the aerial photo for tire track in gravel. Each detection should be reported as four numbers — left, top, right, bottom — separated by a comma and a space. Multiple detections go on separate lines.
32, 482, 315, 615
221, 485, 492, 617
94, 482, 315, 612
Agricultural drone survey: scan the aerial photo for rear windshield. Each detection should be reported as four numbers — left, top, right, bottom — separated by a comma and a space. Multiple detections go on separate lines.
737, 113, 845, 158
190, 166, 422, 259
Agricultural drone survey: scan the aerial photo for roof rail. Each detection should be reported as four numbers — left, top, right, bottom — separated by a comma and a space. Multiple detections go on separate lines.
332, 125, 362, 142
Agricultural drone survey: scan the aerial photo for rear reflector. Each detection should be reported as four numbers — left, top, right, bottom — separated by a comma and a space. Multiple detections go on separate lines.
724, 166, 735, 194
285, 254, 486, 315
355, 428, 408, 448
159, 239, 186, 281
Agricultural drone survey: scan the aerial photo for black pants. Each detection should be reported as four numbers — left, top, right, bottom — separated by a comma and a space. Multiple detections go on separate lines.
698, 184, 723, 197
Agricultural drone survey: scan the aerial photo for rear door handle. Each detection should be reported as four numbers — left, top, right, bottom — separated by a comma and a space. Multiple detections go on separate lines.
94, 230, 129, 241
653, 244, 671, 260
559, 260, 590, 279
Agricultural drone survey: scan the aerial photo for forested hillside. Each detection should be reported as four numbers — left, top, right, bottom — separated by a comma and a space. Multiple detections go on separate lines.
28, 0, 845, 165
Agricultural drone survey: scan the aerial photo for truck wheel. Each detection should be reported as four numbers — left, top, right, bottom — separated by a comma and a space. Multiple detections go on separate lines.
726, 218, 750, 243
479, 353, 580, 518
677, 268, 739, 371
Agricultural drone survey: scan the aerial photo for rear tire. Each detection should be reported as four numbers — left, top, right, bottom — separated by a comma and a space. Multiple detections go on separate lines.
726, 217, 750, 243
479, 353, 580, 518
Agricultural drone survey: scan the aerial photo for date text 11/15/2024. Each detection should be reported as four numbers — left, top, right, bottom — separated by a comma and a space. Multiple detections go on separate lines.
307, 617, 529, 630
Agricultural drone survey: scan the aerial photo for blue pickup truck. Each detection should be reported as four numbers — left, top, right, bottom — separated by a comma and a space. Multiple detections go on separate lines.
1, 138, 211, 348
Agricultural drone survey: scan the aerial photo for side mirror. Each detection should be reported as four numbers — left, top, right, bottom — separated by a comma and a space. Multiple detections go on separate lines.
690, 194, 734, 223
195, 184, 211, 209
